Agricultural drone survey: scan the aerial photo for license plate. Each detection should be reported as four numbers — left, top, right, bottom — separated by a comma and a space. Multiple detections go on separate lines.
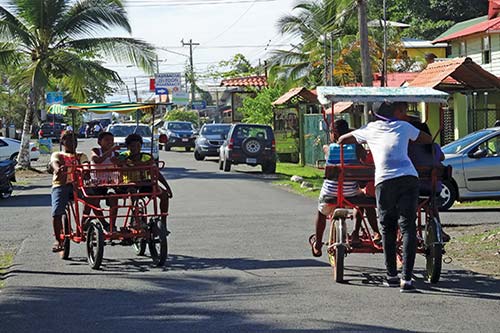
246, 158, 257, 164
182, 138, 189, 142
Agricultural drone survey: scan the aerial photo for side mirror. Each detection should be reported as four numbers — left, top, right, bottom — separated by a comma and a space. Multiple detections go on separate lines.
468, 148, 487, 159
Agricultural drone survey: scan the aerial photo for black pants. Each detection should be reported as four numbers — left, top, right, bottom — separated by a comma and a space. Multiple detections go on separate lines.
376, 176, 419, 281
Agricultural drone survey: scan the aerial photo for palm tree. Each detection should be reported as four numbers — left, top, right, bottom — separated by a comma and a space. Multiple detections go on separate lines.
269, 0, 357, 88
0, 0, 156, 168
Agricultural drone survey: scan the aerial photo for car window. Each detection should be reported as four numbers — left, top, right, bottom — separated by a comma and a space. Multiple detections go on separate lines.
234, 126, 269, 140
168, 122, 193, 130
477, 135, 500, 157
0, 139, 7, 147
442, 130, 495, 154
109, 125, 152, 137
201, 125, 231, 136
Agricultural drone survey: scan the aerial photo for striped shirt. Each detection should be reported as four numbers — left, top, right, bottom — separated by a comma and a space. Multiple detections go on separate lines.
321, 143, 361, 198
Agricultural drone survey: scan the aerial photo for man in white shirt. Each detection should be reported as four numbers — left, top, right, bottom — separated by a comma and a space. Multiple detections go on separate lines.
338, 102, 432, 293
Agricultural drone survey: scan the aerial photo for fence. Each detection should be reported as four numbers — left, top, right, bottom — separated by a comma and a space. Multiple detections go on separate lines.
303, 114, 328, 166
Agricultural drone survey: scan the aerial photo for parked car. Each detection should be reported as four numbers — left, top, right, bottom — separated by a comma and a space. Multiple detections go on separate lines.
219, 123, 276, 174
107, 123, 159, 160
440, 127, 500, 210
0, 137, 40, 161
158, 121, 197, 151
38, 122, 63, 141
194, 124, 231, 161
0, 159, 16, 199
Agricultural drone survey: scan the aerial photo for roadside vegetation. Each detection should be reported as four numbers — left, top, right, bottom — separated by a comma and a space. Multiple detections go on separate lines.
273, 163, 323, 198
0, 251, 14, 288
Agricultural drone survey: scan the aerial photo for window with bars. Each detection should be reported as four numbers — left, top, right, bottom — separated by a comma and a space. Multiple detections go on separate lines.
482, 36, 491, 64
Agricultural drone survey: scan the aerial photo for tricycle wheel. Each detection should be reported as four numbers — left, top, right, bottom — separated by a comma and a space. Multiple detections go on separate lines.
327, 218, 346, 282
149, 219, 168, 267
133, 239, 147, 256
61, 213, 71, 260
333, 244, 345, 283
426, 243, 442, 283
86, 222, 104, 270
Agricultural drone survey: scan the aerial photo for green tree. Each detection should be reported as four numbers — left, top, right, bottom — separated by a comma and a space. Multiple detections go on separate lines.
0, 0, 156, 168
164, 109, 199, 127
238, 87, 284, 125
207, 53, 259, 80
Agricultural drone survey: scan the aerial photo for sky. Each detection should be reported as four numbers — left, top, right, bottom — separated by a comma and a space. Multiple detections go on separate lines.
0, 0, 299, 102
112, 0, 298, 101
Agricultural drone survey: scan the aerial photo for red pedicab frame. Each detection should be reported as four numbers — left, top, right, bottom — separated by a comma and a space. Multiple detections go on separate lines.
50, 103, 169, 269
316, 87, 451, 283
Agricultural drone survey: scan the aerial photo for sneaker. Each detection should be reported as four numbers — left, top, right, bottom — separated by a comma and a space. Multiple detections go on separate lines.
400, 280, 418, 293
383, 275, 400, 287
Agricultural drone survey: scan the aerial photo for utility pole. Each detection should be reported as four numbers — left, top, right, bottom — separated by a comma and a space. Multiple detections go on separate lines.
323, 33, 328, 86
134, 77, 139, 126
358, 0, 373, 123
181, 38, 200, 106
382, 0, 388, 87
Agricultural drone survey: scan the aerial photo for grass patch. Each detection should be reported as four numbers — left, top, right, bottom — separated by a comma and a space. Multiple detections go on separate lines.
445, 225, 500, 277
454, 200, 500, 208
273, 162, 324, 198
0, 251, 14, 288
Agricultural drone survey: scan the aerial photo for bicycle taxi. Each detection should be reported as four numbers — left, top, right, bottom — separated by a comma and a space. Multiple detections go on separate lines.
48, 103, 168, 270
315, 86, 451, 283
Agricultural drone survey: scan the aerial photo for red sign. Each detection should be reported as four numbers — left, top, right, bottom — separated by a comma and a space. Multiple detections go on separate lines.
149, 78, 155, 91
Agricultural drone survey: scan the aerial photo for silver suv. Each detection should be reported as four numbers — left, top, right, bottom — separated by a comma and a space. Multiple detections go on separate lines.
440, 127, 500, 210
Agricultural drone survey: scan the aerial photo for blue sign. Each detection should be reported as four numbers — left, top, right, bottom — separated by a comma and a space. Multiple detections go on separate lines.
46, 91, 63, 105
155, 87, 168, 95
191, 100, 207, 110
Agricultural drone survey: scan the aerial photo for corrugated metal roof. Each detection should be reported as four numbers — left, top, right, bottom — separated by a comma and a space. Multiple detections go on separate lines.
409, 57, 500, 90
434, 16, 488, 41
220, 75, 268, 87
433, 16, 500, 43
489, 0, 500, 19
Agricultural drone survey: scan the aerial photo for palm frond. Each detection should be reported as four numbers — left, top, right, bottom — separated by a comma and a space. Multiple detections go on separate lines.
55, 0, 130, 38
0, 43, 24, 67
65, 37, 156, 74
0, 6, 36, 47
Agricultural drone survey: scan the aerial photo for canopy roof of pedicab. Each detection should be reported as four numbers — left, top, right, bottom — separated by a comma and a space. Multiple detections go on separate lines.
47, 102, 157, 115
316, 86, 449, 105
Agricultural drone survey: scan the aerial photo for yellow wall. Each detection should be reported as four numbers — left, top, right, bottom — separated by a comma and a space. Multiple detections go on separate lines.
406, 47, 447, 60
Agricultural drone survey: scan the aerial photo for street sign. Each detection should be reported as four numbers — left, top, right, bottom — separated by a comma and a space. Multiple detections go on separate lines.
191, 100, 207, 110
173, 91, 189, 106
155, 87, 168, 95
46, 91, 63, 105
155, 72, 182, 92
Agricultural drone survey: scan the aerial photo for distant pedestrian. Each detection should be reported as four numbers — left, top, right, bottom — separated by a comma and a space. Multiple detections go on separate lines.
66, 124, 73, 132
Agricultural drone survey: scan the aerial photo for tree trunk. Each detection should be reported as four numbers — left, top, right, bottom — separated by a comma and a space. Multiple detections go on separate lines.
358, 0, 372, 123
17, 90, 36, 169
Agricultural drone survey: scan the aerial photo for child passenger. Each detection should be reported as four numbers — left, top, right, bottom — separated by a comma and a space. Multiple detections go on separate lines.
117, 134, 173, 224
50, 132, 92, 252
90, 132, 121, 230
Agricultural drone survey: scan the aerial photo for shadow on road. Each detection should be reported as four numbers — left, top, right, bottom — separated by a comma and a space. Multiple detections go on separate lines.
164, 166, 275, 182
0, 193, 50, 207
339, 266, 500, 301
0, 275, 409, 332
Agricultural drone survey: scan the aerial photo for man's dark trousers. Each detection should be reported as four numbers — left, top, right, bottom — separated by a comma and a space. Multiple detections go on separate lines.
376, 175, 419, 281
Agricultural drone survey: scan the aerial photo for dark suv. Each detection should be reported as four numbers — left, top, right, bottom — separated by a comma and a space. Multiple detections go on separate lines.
219, 123, 276, 173
158, 121, 197, 151
38, 122, 63, 141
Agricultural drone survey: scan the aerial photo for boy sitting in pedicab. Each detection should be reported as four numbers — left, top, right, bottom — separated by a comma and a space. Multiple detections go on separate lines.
309, 120, 381, 257
116, 134, 172, 225
90, 131, 121, 231
50, 132, 97, 252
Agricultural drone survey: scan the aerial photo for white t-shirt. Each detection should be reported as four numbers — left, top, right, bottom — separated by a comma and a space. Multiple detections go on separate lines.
351, 120, 420, 186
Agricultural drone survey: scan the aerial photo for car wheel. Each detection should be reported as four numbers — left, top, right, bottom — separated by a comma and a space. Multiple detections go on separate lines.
185, 147, 192, 152
165, 145, 171, 151
219, 158, 224, 170
242, 137, 263, 157
9, 153, 18, 161
262, 161, 276, 174
159, 144, 163, 150
194, 150, 205, 161
223, 158, 231, 172
439, 180, 457, 211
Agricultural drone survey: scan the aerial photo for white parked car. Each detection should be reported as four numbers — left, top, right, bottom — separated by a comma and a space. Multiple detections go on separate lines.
0, 137, 40, 161
106, 123, 159, 160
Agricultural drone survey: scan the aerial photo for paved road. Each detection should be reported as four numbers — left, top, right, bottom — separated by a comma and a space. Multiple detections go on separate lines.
0, 139, 499, 332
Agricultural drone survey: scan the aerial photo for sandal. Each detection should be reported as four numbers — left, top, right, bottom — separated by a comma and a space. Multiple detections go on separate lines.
52, 241, 64, 253
309, 234, 322, 257
373, 233, 382, 245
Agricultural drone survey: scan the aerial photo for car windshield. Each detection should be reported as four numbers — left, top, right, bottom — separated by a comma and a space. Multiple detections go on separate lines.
168, 122, 193, 130
201, 125, 230, 136
442, 130, 495, 154
109, 125, 152, 137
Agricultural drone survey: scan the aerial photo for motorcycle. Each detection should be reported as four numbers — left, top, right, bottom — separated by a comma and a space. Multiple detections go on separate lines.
0, 159, 16, 199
